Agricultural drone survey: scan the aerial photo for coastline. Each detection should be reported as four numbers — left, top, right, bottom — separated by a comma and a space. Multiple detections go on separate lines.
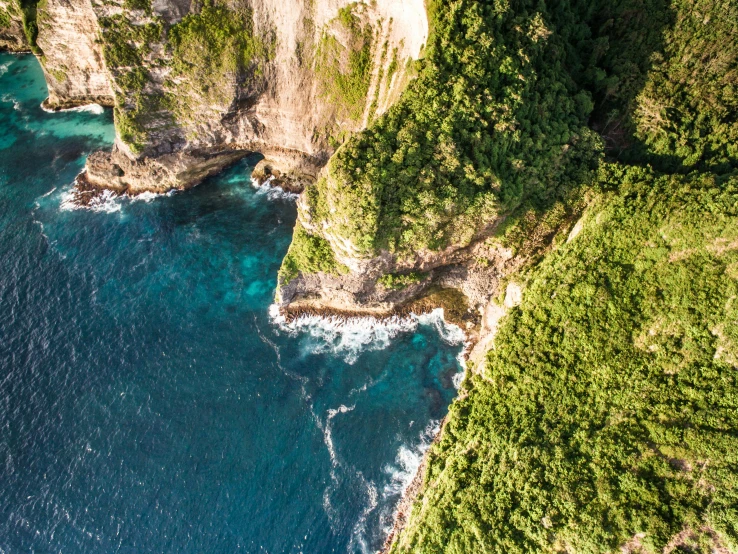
273, 289, 494, 554
64, 162, 306, 210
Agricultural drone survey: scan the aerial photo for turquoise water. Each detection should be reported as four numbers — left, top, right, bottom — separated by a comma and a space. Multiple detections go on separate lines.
0, 53, 464, 553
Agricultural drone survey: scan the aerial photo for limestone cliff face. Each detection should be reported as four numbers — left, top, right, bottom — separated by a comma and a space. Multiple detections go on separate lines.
29, 0, 428, 192
36, 0, 114, 108
0, 1, 26, 51
276, 192, 515, 319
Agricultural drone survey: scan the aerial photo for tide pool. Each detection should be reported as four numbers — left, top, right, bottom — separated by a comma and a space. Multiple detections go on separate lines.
0, 53, 463, 553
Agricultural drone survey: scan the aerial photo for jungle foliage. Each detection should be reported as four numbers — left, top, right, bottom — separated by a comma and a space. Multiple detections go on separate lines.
304, 0, 602, 258
15, 0, 40, 52
393, 168, 738, 553
276, 0, 738, 551
98, 14, 163, 153
99, 0, 266, 153
294, 0, 737, 262
278, 222, 348, 286
377, 271, 427, 290
168, 1, 269, 124
315, 2, 373, 122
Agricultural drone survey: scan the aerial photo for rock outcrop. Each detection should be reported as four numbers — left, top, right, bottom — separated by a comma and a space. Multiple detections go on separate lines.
24, 0, 428, 192
36, 0, 114, 109
0, 1, 27, 52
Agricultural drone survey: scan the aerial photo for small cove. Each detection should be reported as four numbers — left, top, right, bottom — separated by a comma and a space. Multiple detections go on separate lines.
0, 53, 464, 553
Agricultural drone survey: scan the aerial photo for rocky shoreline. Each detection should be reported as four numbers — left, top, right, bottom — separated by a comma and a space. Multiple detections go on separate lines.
65, 158, 309, 209
40, 96, 114, 112
274, 288, 494, 554
279, 288, 480, 331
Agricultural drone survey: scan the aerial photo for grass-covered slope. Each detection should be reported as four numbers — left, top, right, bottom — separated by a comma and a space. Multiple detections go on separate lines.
392, 167, 738, 553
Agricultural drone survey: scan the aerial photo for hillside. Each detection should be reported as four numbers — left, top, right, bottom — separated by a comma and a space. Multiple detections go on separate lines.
391, 167, 738, 553
3, 0, 737, 550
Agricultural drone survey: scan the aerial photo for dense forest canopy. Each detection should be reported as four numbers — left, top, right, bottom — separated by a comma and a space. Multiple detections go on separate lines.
268, 0, 738, 551
392, 168, 738, 553
369, 0, 738, 551
283, 0, 737, 273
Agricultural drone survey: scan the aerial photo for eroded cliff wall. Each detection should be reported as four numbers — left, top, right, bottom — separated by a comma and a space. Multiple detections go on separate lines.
27, 0, 428, 192
36, 0, 114, 108
0, 0, 27, 51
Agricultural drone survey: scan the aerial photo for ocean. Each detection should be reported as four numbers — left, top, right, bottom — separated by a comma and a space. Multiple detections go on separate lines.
0, 53, 463, 553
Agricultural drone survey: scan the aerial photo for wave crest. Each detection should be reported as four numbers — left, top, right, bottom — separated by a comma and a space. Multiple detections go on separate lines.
270, 306, 465, 365
250, 177, 298, 201
40, 102, 105, 115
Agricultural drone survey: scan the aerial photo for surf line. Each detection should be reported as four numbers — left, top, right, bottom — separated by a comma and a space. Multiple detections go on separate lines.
269, 301, 479, 551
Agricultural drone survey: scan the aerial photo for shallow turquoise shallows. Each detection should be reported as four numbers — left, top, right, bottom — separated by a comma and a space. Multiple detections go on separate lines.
0, 53, 463, 553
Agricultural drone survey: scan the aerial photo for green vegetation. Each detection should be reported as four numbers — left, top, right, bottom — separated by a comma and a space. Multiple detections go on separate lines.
0, 7, 11, 29
314, 2, 373, 122
123, 0, 151, 14
302, 0, 602, 258
98, 14, 163, 153
632, 0, 738, 171
550, 0, 738, 172
168, 1, 268, 122
377, 271, 426, 290
278, 222, 348, 285
13, 0, 41, 53
385, 47, 398, 88
290, 0, 737, 260
393, 168, 738, 553
47, 66, 67, 83
272, 0, 738, 550
97, 0, 267, 152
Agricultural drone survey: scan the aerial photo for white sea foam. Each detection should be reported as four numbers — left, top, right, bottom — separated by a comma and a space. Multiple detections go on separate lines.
323, 404, 355, 466
383, 420, 439, 500
348, 471, 379, 554
0, 62, 9, 77
39, 186, 57, 199
250, 176, 298, 201
320, 403, 359, 531
40, 102, 105, 114
271, 306, 466, 365
349, 420, 441, 552
59, 180, 173, 213
60, 187, 121, 213
128, 190, 174, 202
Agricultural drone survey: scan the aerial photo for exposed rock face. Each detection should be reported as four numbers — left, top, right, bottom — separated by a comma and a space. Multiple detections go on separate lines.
0, 2, 27, 52
277, 196, 520, 320
35, 0, 429, 192
36, 0, 114, 108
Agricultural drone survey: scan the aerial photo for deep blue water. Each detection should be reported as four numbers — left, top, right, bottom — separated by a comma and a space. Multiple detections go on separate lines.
0, 53, 464, 553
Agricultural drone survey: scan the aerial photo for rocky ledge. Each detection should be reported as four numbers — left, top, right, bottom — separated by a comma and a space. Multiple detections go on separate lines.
40, 96, 114, 111
83, 144, 324, 196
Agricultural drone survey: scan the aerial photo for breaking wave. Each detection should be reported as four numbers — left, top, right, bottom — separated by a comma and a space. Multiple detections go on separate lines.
349, 420, 441, 553
270, 306, 466, 365
250, 177, 298, 201
60, 187, 121, 213
59, 180, 174, 213
40, 103, 105, 115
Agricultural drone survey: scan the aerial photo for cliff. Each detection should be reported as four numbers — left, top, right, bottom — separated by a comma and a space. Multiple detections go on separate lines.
56, 0, 426, 193
36, 0, 114, 109
0, 0, 27, 51
4, 0, 738, 550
